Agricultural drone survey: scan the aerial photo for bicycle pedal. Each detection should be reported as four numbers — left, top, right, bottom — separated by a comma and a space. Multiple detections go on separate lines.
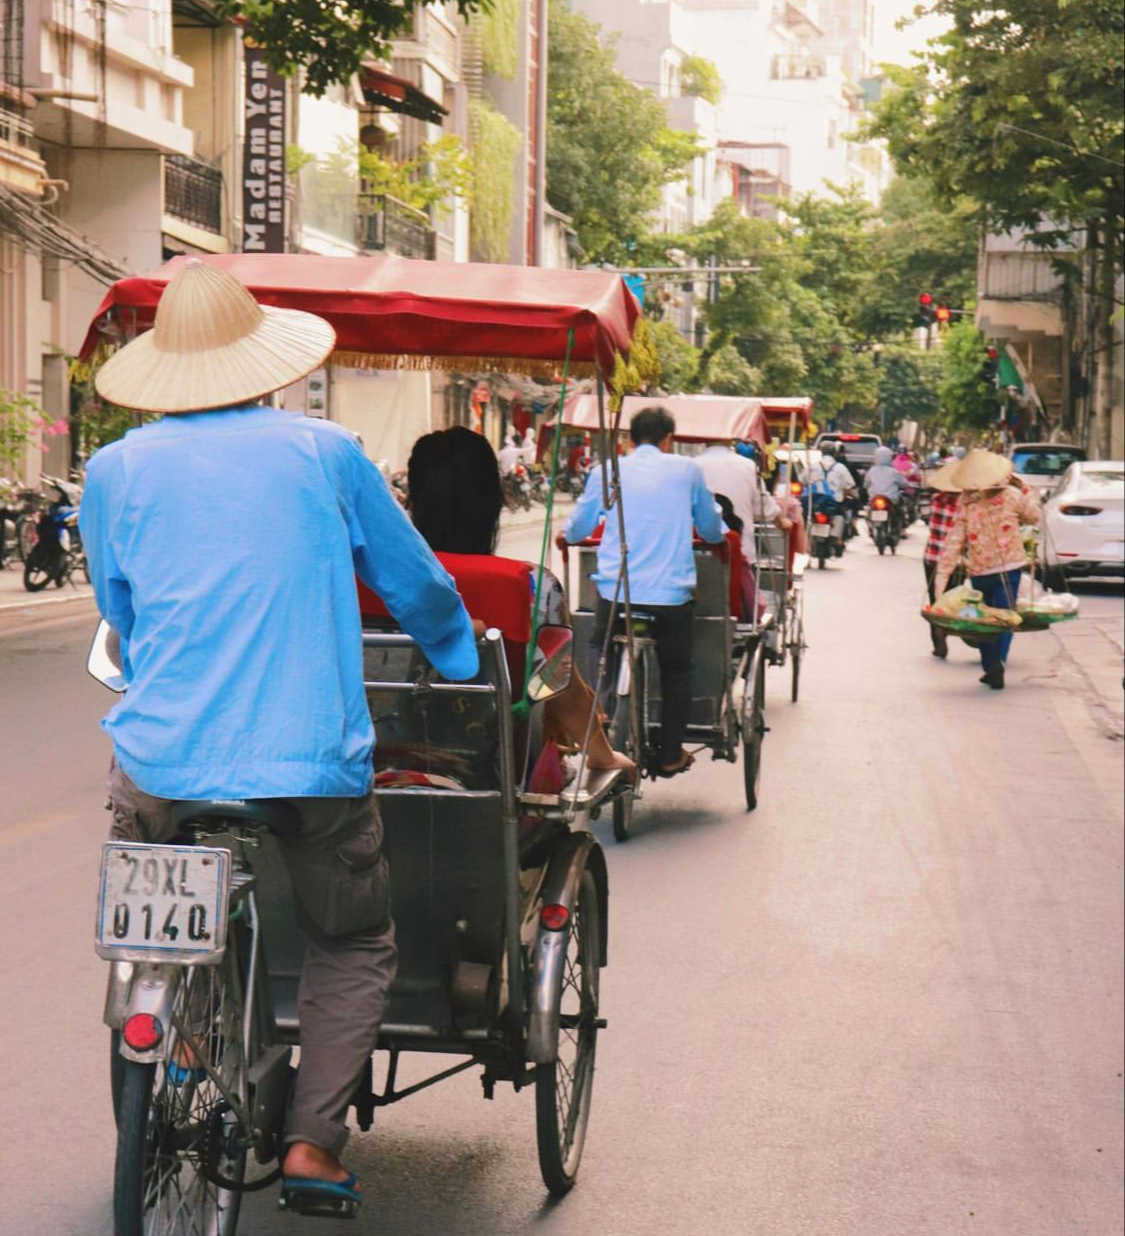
279, 1184, 360, 1220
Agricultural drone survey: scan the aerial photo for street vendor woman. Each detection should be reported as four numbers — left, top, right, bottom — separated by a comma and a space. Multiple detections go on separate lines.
563, 405, 726, 777
79, 259, 478, 1213
933, 448, 1039, 691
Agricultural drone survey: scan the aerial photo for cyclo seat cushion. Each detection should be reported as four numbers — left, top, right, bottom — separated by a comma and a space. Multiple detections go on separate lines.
358, 552, 533, 691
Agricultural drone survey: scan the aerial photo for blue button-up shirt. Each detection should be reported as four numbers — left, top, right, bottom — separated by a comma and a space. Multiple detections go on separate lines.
80, 406, 478, 800
563, 445, 725, 606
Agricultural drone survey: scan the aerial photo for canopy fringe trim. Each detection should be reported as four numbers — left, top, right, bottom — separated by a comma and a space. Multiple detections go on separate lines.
330, 350, 600, 379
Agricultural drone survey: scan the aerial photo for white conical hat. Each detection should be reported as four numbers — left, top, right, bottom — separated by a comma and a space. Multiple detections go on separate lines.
95, 259, 336, 413
950, 448, 1012, 491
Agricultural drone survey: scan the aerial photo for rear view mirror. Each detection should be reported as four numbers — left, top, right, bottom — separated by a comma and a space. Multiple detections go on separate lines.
87, 620, 127, 693
526, 623, 573, 703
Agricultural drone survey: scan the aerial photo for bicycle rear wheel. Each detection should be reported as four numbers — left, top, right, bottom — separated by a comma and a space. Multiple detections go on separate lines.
114, 961, 248, 1236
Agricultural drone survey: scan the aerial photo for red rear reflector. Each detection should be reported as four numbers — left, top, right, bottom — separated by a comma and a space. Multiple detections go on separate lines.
790, 481, 802, 495
813, 512, 830, 525
1059, 505, 1100, 516
123, 1013, 164, 1051
540, 903, 570, 931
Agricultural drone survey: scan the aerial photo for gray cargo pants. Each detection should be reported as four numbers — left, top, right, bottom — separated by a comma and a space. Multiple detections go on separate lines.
106, 762, 397, 1156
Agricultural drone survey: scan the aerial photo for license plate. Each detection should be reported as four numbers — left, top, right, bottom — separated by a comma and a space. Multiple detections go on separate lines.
811, 524, 832, 537
871, 509, 889, 522
96, 842, 231, 964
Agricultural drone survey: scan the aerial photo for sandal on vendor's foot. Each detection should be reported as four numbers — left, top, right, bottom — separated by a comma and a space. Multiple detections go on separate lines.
655, 750, 694, 778
279, 1173, 361, 1219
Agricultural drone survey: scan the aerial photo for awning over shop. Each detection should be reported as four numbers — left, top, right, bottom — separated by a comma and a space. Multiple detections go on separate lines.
360, 67, 448, 125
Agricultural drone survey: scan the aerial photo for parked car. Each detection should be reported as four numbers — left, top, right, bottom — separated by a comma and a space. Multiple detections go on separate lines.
1009, 442, 1087, 498
1038, 461, 1124, 587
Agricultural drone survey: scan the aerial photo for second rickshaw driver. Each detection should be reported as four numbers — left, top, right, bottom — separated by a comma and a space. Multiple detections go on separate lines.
80, 259, 479, 1216
563, 405, 726, 778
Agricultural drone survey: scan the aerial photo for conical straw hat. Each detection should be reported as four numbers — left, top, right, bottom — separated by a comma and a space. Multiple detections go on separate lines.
950, 448, 1012, 491
927, 461, 961, 493
95, 259, 336, 413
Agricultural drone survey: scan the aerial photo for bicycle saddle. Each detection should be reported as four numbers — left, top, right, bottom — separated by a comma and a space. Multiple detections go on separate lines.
168, 799, 302, 838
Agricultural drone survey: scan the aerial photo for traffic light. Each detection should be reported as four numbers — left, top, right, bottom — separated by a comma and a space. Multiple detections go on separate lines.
935, 303, 952, 326
915, 292, 934, 328
981, 345, 1000, 385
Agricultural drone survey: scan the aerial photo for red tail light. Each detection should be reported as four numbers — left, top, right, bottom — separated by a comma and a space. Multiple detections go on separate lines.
813, 511, 830, 525
540, 903, 570, 931
872, 496, 889, 510
1059, 505, 1100, 516
790, 481, 802, 495
122, 1013, 164, 1051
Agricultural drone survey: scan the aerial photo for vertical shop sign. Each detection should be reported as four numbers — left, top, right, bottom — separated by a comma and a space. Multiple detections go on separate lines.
242, 45, 286, 252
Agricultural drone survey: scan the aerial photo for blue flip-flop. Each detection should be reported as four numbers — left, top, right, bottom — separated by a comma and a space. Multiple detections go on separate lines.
166, 1060, 207, 1086
279, 1172, 361, 1220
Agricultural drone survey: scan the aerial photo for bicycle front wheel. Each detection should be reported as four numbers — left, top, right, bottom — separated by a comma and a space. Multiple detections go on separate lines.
114, 962, 248, 1236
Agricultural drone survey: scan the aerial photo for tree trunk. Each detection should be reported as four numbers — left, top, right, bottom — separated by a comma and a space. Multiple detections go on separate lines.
1093, 218, 1118, 460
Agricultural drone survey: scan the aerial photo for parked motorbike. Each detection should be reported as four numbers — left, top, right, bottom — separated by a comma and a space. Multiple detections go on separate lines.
23, 476, 86, 591
867, 494, 901, 556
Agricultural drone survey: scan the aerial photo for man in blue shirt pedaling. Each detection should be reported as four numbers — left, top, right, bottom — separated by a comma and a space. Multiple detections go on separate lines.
81, 260, 478, 1214
562, 405, 725, 778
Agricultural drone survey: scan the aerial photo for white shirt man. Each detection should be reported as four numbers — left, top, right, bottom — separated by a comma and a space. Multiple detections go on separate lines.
695, 445, 781, 563
497, 436, 521, 476
809, 453, 856, 503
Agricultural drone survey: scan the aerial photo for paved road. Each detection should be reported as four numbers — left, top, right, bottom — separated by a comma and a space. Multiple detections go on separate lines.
0, 521, 1121, 1236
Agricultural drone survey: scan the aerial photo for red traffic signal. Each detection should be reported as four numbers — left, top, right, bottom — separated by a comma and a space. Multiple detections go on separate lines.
918, 292, 934, 307
935, 303, 952, 324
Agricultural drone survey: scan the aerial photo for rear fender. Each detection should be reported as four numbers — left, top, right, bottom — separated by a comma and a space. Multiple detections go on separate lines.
527, 832, 599, 1063
113, 962, 179, 1064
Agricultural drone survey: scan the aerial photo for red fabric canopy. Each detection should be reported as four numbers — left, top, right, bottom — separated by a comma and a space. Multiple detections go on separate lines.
80, 253, 640, 378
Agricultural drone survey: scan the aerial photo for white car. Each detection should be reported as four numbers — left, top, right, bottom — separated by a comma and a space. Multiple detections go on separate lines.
1039, 461, 1125, 586
1010, 442, 1087, 499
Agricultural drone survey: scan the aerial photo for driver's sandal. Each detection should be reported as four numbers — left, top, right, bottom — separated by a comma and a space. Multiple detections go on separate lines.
278, 1172, 361, 1220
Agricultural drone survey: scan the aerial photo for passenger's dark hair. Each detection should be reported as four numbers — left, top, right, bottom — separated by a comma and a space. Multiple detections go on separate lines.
629, 405, 676, 446
407, 426, 503, 555
713, 492, 742, 535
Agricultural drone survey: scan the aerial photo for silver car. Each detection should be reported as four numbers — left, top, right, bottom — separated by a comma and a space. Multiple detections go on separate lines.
1009, 442, 1087, 499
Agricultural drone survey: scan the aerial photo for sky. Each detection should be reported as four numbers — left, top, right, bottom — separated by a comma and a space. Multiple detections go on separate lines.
871, 0, 948, 69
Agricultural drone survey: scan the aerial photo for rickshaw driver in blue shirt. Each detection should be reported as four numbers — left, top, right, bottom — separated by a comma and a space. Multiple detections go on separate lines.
563, 404, 725, 777
80, 260, 479, 1210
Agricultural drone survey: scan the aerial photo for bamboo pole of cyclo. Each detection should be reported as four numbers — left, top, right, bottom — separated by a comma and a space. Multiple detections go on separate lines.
787, 410, 797, 596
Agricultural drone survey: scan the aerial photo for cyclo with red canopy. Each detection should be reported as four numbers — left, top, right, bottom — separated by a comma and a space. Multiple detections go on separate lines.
82, 253, 640, 1230
548, 392, 801, 830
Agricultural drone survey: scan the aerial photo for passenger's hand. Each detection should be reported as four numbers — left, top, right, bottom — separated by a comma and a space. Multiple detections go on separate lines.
471, 619, 487, 639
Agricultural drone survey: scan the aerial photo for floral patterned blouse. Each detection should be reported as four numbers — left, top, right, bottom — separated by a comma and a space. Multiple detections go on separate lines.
937, 483, 1040, 584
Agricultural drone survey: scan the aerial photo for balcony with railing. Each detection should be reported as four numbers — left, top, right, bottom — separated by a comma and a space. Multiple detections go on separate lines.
770, 53, 826, 80
164, 153, 223, 234
356, 192, 436, 259
0, 105, 48, 196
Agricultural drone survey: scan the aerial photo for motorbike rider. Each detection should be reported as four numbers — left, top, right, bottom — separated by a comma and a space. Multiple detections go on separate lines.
80, 259, 478, 1213
865, 445, 909, 535
809, 443, 856, 555
563, 405, 725, 778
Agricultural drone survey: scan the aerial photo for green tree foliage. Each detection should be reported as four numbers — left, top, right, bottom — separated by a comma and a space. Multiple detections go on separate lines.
475, 0, 520, 79
546, 0, 702, 262
359, 137, 474, 214
649, 321, 701, 393
469, 100, 522, 261
0, 389, 48, 472
703, 343, 760, 395
212, 0, 489, 97
937, 318, 997, 430
680, 56, 722, 106
876, 345, 943, 426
